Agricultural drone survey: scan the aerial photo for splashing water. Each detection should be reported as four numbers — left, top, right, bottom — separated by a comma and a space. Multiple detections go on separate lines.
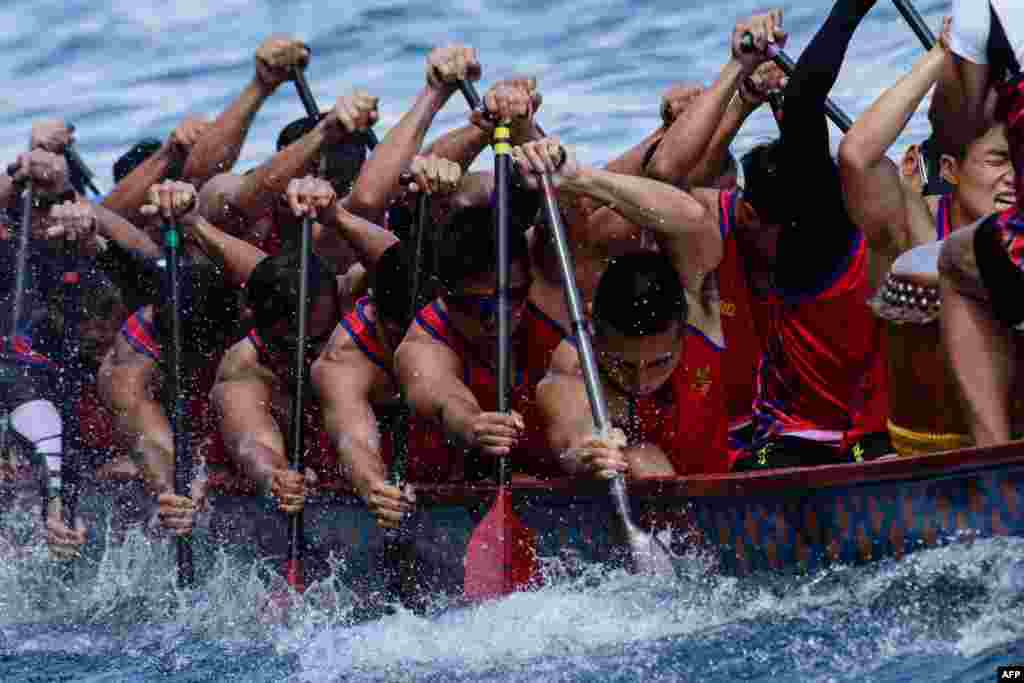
2, 497, 1023, 683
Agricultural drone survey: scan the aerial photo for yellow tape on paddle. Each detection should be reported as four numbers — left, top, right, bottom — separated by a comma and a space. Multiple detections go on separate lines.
494, 124, 511, 155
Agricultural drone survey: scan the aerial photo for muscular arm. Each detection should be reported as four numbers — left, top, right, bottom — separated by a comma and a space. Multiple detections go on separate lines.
395, 327, 479, 447
186, 215, 267, 286
840, 45, 946, 258
559, 167, 724, 284
102, 143, 186, 224
312, 344, 391, 501
536, 361, 598, 476
422, 123, 491, 172
319, 201, 398, 271
347, 86, 452, 224
182, 79, 273, 186
198, 121, 327, 231
211, 368, 286, 492
98, 341, 173, 494
648, 59, 750, 188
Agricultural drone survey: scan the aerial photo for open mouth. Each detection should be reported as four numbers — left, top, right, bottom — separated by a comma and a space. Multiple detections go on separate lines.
995, 194, 1017, 208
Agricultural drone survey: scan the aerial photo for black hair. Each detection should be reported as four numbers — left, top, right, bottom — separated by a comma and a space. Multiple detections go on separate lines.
918, 135, 953, 196
434, 205, 529, 292
153, 260, 240, 355
244, 250, 336, 333
370, 242, 415, 328
593, 251, 687, 338
740, 139, 790, 226
113, 138, 185, 183
276, 114, 372, 197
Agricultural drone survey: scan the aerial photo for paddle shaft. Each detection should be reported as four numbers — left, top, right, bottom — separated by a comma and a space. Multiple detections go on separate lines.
164, 219, 194, 588
286, 66, 328, 591
293, 68, 378, 149
538, 174, 644, 534
9, 180, 32, 348
494, 125, 513, 488
65, 146, 102, 197
892, 0, 935, 50
740, 33, 852, 133
58, 238, 82, 531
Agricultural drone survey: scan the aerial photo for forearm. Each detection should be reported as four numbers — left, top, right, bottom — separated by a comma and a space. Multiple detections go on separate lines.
784, 0, 871, 122
423, 123, 490, 172
0, 174, 17, 208
561, 166, 705, 239
845, 48, 945, 171
116, 400, 174, 494
93, 203, 161, 258
649, 59, 749, 186
347, 86, 450, 222
182, 79, 272, 186
234, 124, 326, 221
930, 55, 993, 153
187, 216, 267, 285
231, 439, 287, 492
330, 414, 389, 501
325, 201, 399, 269
605, 127, 665, 177
686, 95, 756, 187
101, 144, 184, 222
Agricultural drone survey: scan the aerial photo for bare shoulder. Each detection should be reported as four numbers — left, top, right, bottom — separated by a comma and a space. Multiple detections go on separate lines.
215, 336, 271, 385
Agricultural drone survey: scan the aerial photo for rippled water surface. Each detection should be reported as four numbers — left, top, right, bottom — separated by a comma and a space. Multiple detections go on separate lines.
4, 0, 1023, 681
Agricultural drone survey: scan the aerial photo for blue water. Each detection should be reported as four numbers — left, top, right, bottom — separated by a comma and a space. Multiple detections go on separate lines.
4, 0, 1024, 681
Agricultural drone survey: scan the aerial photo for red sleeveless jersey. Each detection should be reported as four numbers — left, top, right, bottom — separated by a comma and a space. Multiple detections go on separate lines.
716, 191, 770, 433
618, 328, 730, 475
410, 300, 560, 479
752, 232, 887, 450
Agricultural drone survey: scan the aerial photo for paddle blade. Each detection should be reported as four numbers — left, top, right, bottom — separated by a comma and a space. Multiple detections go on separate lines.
285, 558, 305, 594
464, 487, 539, 601
625, 527, 677, 578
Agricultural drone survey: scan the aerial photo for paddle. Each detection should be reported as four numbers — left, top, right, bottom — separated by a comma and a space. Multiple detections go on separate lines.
56, 237, 82, 576
283, 64, 327, 594
65, 144, 103, 197
740, 33, 853, 133
462, 101, 540, 601
892, 0, 935, 50
536, 169, 676, 576
163, 215, 194, 588
293, 65, 379, 150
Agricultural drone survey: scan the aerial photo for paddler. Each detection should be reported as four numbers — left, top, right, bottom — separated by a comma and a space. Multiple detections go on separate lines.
313, 155, 462, 529
838, 17, 1016, 455
97, 181, 248, 537
936, 1, 1024, 447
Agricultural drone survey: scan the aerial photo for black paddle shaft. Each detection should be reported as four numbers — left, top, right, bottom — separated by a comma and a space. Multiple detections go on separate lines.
58, 238, 82, 530
893, 0, 936, 50
164, 219, 194, 588
494, 124, 513, 488
293, 67, 378, 149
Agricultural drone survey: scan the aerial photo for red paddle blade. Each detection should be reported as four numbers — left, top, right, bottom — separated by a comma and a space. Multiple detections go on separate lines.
285, 559, 305, 594
464, 487, 539, 602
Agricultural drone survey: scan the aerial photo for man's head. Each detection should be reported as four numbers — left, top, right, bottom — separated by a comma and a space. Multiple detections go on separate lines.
277, 114, 372, 197
113, 138, 183, 184
940, 122, 1016, 222
592, 251, 687, 397
46, 272, 128, 370
997, 77, 1024, 208
154, 260, 240, 356
900, 136, 953, 197
371, 241, 429, 342
739, 139, 789, 227
245, 250, 338, 351
435, 205, 531, 341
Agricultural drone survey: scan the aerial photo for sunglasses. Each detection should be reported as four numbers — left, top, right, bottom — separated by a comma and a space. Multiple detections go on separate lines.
447, 284, 531, 321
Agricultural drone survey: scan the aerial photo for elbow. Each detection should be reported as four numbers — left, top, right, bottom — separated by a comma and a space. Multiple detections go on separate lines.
837, 136, 871, 175
346, 181, 392, 219
646, 155, 681, 187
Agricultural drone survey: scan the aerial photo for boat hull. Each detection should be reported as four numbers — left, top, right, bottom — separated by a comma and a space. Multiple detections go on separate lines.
35, 442, 1024, 606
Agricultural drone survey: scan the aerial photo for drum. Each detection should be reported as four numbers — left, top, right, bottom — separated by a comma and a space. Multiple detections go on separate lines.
870, 241, 972, 455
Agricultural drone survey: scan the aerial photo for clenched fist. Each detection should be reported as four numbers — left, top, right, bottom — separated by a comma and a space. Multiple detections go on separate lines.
255, 35, 312, 90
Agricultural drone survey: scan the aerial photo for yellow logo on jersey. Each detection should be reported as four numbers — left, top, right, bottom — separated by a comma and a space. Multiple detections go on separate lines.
720, 301, 737, 317
692, 365, 712, 396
